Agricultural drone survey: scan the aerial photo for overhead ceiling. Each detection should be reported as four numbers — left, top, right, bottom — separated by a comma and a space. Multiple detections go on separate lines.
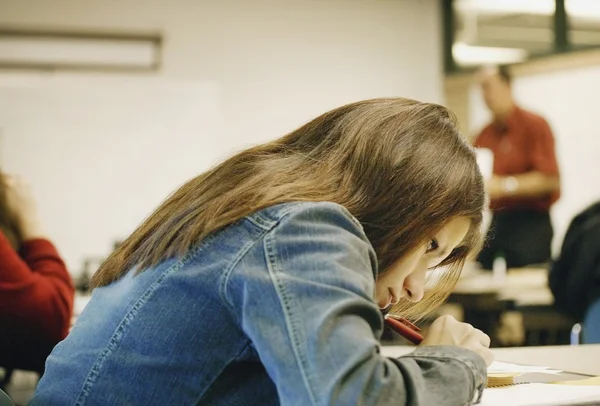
453, 0, 600, 66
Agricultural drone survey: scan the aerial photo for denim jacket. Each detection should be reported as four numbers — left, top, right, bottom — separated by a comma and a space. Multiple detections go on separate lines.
31, 202, 486, 405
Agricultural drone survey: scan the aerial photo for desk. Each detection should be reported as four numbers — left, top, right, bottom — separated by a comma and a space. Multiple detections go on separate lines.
382, 344, 600, 376
448, 267, 571, 346
453, 267, 552, 306
491, 345, 600, 376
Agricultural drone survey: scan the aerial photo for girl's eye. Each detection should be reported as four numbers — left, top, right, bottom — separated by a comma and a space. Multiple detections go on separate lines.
426, 238, 439, 253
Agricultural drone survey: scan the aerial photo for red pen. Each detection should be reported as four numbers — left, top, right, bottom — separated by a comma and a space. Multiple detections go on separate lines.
384, 315, 423, 345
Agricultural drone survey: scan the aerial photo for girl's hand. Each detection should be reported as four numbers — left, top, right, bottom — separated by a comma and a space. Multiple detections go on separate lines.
421, 315, 494, 366
4, 175, 45, 240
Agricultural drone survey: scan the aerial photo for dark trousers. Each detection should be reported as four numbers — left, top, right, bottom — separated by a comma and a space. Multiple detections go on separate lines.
478, 209, 553, 269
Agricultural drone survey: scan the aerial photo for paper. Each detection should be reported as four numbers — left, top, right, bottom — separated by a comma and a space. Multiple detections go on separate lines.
480, 383, 600, 406
554, 376, 600, 386
488, 361, 562, 375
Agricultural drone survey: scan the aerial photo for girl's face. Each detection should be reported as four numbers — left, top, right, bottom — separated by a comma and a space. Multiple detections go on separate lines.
375, 216, 471, 309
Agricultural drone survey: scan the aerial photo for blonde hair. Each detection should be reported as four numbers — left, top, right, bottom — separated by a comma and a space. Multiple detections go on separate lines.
91, 98, 485, 320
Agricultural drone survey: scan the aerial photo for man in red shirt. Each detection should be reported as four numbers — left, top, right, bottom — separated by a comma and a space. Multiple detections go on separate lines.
474, 66, 561, 269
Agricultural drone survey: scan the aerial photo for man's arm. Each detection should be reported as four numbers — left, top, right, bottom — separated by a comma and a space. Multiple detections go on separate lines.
488, 171, 559, 200
488, 117, 560, 200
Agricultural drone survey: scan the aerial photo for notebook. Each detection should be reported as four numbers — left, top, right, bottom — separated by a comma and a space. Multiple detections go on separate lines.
480, 383, 600, 406
487, 372, 521, 388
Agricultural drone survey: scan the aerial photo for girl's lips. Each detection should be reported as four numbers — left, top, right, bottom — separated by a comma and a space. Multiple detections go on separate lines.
380, 288, 401, 313
380, 298, 392, 312
389, 288, 400, 305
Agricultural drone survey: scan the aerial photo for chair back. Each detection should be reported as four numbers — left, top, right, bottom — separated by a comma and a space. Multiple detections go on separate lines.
0, 388, 14, 406
584, 298, 600, 344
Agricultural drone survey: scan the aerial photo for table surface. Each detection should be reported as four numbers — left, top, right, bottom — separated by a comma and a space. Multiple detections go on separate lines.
453, 267, 553, 306
382, 344, 600, 376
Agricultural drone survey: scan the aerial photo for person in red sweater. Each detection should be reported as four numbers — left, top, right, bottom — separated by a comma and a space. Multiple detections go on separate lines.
0, 173, 74, 382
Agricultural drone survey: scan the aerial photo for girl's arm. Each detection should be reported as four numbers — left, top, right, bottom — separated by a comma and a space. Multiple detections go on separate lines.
226, 202, 486, 406
0, 231, 74, 343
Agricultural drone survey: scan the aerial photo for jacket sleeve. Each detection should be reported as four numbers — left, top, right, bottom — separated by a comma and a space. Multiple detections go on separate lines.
226, 202, 487, 406
0, 230, 74, 342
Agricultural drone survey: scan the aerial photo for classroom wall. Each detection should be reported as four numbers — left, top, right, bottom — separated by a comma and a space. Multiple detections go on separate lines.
0, 0, 444, 144
0, 0, 444, 274
469, 65, 600, 255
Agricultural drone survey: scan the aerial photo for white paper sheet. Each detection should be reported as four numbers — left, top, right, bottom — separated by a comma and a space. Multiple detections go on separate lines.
488, 361, 563, 375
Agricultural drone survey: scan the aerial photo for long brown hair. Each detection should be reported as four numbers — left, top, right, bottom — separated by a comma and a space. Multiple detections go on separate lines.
0, 172, 23, 250
91, 98, 485, 319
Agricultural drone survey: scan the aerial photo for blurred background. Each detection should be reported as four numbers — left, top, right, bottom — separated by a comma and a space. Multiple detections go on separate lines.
1, 0, 600, 401
1, 0, 444, 274
1, 0, 598, 275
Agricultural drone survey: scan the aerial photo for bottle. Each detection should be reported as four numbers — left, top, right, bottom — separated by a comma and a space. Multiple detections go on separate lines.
76, 259, 91, 293
492, 251, 507, 286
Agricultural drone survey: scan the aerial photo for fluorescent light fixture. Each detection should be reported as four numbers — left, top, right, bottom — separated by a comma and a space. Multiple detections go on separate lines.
567, 0, 600, 19
0, 29, 160, 71
456, 0, 600, 19
453, 42, 528, 67
455, 0, 555, 15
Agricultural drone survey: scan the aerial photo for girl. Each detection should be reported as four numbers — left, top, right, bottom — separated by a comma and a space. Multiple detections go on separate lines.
32, 98, 492, 405
0, 174, 73, 384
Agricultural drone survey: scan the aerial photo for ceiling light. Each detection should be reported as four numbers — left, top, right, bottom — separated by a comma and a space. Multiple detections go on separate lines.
0, 28, 161, 71
453, 42, 529, 67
